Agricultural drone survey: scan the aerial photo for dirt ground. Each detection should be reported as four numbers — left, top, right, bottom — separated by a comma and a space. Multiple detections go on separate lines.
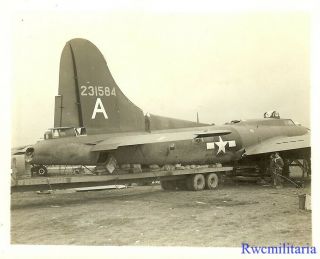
11, 179, 312, 247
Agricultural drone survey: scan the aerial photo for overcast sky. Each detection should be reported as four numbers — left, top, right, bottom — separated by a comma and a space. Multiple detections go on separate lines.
11, 0, 311, 147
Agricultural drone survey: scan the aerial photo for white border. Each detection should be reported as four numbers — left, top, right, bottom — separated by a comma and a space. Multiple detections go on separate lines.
1, 1, 318, 258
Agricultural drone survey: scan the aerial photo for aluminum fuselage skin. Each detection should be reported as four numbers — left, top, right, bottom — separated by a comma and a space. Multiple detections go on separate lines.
29, 119, 309, 166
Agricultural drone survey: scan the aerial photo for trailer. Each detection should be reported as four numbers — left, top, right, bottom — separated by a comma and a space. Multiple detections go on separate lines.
11, 164, 234, 192
12, 152, 309, 192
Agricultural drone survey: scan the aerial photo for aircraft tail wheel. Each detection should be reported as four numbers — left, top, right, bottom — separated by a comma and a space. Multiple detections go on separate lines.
187, 174, 205, 191
160, 180, 177, 190
37, 165, 48, 177
205, 173, 219, 190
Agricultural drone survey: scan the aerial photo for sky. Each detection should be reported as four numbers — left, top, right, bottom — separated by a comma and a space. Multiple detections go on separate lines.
10, 0, 311, 147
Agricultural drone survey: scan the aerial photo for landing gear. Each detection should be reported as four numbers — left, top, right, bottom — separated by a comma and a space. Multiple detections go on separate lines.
31, 165, 48, 177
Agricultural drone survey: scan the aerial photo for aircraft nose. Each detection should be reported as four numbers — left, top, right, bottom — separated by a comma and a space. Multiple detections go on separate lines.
25, 147, 35, 163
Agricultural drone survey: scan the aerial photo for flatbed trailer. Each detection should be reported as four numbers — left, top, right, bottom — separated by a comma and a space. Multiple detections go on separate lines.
11, 166, 234, 192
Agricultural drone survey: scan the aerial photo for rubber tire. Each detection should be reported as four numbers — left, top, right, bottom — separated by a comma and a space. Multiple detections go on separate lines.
160, 180, 177, 190
205, 173, 219, 190
187, 174, 205, 191
37, 165, 48, 177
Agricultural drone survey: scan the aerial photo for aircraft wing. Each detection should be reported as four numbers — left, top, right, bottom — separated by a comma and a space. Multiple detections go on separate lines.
245, 133, 310, 156
194, 130, 232, 138
91, 129, 231, 151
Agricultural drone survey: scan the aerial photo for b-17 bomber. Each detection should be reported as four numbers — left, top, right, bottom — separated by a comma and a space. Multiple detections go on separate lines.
22, 39, 310, 190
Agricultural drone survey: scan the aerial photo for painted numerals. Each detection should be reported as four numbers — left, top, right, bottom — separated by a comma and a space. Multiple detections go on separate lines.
80, 85, 116, 97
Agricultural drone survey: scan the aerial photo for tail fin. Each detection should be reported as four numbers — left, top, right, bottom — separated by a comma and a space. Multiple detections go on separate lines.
55, 38, 145, 134
54, 38, 206, 134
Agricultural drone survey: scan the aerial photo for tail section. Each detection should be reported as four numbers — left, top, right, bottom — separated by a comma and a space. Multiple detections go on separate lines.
55, 38, 145, 134
54, 38, 206, 134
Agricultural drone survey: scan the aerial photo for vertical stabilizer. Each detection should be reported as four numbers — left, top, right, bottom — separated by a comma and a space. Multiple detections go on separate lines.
55, 38, 207, 134
56, 38, 145, 134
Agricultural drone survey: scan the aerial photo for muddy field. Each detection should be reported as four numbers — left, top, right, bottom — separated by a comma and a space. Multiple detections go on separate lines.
11, 179, 311, 247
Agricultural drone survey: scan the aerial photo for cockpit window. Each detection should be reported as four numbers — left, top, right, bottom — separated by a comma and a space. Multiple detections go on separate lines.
44, 127, 87, 140
283, 119, 295, 126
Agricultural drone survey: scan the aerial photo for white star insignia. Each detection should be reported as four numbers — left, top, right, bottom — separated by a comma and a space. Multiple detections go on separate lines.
206, 137, 237, 154
215, 136, 228, 154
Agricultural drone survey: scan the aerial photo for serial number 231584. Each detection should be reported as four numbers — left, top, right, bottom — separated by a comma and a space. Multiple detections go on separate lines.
80, 85, 116, 97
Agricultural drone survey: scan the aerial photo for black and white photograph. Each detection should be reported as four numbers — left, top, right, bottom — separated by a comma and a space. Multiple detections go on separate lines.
1, 0, 320, 258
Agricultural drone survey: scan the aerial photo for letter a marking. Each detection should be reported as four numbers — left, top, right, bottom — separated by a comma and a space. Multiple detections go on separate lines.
91, 98, 108, 119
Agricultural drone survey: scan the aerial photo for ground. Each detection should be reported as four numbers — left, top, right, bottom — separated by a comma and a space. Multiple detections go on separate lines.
11, 180, 311, 247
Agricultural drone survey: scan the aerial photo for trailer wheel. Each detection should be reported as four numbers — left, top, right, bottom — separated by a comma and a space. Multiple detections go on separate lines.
205, 173, 219, 190
187, 174, 205, 191
160, 180, 177, 190
37, 165, 48, 177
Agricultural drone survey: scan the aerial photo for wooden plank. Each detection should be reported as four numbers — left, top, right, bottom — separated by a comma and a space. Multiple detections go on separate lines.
74, 185, 127, 192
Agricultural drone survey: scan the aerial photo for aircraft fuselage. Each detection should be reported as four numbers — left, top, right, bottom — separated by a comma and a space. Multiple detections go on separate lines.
27, 119, 309, 167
